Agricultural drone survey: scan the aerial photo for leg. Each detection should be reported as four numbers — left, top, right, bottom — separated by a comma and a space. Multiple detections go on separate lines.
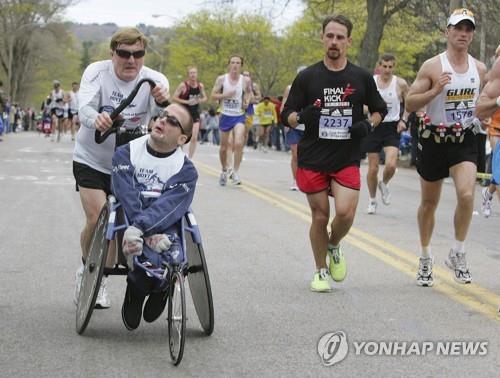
449, 161, 476, 242
219, 130, 231, 171
232, 123, 246, 173
188, 121, 200, 158
366, 152, 380, 199
417, 178, 442, 248
306, 190, 330, 270
330, 181, 359, 245
382, 146, 399, 184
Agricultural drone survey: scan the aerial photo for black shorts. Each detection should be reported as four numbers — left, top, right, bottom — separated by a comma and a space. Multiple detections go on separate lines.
416, 130, 477, 182
362, 121, 400, 153
73, 161, 111, 195
51, 108, 64, 119
69, 110, 78, 120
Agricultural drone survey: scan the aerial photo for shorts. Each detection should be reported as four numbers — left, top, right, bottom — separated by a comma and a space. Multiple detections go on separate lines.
73, 161, 111, 195
219, 114, 245, 132
286, 128, 304, 145
69, 110, 78, 120
416, 130, 477, 181
362, 121, 400, 153
296, 165, 360, 194
51, 108, 64, 119
492, 143, 500, 185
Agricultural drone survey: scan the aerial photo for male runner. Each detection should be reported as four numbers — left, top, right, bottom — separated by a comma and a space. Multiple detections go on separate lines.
406, 9, 486, 286
363, 53, 409, 214
172, 66, 208, 158
282, 15, 386, 292
73, 27, 169, 308
210, 55, 252, 186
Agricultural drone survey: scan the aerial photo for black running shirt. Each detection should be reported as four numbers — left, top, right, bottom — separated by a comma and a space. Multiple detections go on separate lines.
283, 60, 386, 172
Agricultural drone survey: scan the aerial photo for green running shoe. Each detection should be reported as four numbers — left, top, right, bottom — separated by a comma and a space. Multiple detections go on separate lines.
328, 246, 347, 282
310, 269, 331, 292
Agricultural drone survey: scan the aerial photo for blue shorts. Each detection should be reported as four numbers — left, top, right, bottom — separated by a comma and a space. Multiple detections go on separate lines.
246, 104, 254, 116
493, 143, 500, 185
286, 128, 304, 145
219, 114, 246, 132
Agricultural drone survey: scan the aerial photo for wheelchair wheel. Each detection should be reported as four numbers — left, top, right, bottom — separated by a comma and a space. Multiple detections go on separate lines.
168, 271, 186, 366
185, 232, 214, 335
76, 203, 109, 334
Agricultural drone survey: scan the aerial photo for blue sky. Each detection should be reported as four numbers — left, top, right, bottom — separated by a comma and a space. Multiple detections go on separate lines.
63, 0, 304, 31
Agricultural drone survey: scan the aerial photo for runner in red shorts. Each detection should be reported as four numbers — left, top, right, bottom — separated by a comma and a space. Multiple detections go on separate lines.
281, 15, 387, 292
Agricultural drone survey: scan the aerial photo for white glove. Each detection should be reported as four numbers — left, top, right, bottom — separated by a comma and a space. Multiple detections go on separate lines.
123, 226, 143, 256
144, 234, 172, 253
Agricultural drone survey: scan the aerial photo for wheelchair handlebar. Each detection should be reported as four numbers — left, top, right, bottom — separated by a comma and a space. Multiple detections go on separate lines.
94, 78, 157, 144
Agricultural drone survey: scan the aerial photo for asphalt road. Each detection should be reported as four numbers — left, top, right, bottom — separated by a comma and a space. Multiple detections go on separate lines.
0, 131, 499, 377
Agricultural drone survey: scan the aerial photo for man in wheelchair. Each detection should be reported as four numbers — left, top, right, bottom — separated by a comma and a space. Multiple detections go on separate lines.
111, 103, 196, 330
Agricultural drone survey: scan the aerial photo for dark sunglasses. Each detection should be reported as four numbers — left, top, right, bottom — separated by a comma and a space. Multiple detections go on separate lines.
154, 111, 187, 135
115, 49, 146, 59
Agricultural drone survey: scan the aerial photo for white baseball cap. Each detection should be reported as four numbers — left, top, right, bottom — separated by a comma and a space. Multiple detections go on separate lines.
447, 8, 475, 29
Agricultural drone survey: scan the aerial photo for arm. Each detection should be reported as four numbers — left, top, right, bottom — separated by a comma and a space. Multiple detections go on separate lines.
476, 57, 500, 120
198, 83, 208, 104
397, 77, 410, 132
134, 160, 198, 235
406, 58, 450, 112
281, 77, 306, 128
252, 82, 262, 103
172, 82, 190, 105
272, 104, 278, 124
211, 75, 228, 101
78, 66, 102, 129
280, 85, 291, 113
242, 76, 252, 110
366, 75, 387, 128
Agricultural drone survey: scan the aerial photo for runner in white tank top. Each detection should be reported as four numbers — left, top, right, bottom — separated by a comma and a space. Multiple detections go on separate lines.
406, 8, 487, 287
363, 54, 409, 214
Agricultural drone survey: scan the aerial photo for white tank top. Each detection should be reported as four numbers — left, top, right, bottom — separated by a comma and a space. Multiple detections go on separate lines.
221, 74, 244, 116
51, 89, 65, 110
374, 75, 400, 122
426, 52, 480, 127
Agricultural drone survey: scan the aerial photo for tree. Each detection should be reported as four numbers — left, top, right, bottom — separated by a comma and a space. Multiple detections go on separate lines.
0, 0, 76, 102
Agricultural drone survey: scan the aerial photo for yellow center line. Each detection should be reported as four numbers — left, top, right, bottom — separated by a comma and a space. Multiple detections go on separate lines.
195, 160, 500, 322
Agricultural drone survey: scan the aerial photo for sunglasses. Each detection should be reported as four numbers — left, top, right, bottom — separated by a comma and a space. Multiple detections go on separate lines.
155, 111, 187, 135
115, 49, 146, 59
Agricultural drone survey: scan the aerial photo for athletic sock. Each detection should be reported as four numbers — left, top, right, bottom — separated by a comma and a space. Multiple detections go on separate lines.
421, 246, 431, 259
452, 240, 465, 254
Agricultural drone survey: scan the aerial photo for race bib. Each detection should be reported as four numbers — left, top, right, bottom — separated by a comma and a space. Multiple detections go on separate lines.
318, 115, 352, 140
445, 107, 474, 124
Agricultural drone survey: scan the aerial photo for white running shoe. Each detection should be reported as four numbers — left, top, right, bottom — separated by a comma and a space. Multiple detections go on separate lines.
95, 276, 111, 309
367, 200, 377, 214
231, 172, 242, 185
290, 181, 299, 191
416, 256, 434, 287
219, 171, 228, 186
378, 181, 391, 205
481, 187, 493, 218
74, 265, 84, 305
444, 249, 472, 284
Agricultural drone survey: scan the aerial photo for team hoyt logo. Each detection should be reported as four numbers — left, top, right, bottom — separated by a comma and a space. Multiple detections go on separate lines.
323, 84, 356, 107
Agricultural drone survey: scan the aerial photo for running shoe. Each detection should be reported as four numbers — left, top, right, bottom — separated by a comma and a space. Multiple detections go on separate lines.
481, 187, 493, 218
122, 282, 146, 330
367, 200, 377, 214
219, 171, 228, 186
231, 172, 242, 185
310, 269, 331, 292
416, 256, 434, 287
74, 265, 84, 305
328, 245, 347, 282
143, 290, 169, 323
378, 181, 391, 205
445, 249, 472, 284
290, 181, 299, 191
95, 276, 111, 309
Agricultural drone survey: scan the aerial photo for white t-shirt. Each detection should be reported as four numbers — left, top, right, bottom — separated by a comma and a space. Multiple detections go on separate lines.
73, 60, 169, 174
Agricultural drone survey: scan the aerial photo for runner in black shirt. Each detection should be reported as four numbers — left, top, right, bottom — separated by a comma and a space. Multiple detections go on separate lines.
282, 15, 386, 292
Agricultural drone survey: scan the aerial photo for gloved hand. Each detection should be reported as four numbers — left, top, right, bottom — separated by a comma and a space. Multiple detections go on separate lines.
144, 234, 172, 253
123, 226, 143, 256
469, 117, 484, 135
350, 119, 372, 139
297, 103, 321, 126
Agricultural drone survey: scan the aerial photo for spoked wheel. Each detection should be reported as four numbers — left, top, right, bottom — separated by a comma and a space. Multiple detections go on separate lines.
185, 232, 214, 335
168, 271, 186, 366
76, 204, 109, 334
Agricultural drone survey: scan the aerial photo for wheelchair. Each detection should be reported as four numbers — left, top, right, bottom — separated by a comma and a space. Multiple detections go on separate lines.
74, 78, 214, 366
